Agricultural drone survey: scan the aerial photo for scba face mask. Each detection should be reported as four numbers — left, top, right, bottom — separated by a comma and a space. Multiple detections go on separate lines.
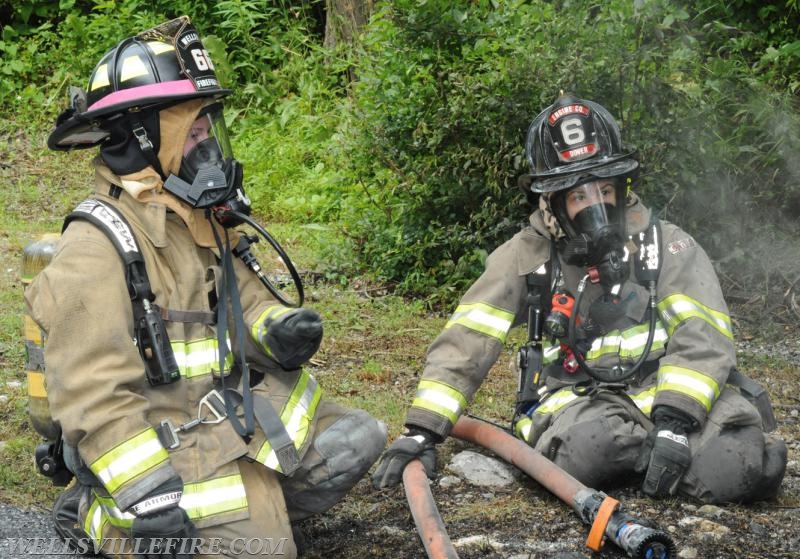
164, 104, 251, 225
551, 180, 629, 288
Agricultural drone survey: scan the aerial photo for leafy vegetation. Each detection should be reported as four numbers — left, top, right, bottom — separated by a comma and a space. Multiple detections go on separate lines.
2, 0, 799, 305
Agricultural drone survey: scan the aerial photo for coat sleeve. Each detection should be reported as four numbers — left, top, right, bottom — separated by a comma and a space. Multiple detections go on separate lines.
405, 229, 549, 438
24, 221, 178, 509
652, 222, 736, 429
231, 252, 287, 369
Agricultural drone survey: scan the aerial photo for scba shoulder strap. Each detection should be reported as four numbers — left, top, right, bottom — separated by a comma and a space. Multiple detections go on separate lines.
64, 198, 180, 386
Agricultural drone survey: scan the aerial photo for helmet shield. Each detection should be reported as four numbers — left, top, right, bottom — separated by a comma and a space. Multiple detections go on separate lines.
163, 103, 249, 215
48, 16, 231, 151
550, 180, 629, 286
179, 104, 234, 183
521, 95, 639, 195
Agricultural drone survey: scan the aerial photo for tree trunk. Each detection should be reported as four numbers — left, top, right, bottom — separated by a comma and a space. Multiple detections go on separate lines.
324, 0, 374, 81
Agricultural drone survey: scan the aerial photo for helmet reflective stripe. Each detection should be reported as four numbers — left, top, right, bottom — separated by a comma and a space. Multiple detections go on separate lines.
90, 64, 111, 90
657, 364, 720, 412
444, 301, 515, 343
657, 293, 734, 340
411, 379, 469, 424
89, 428, 169, 495
87, 79, 198, 112
254, 371, 322, 472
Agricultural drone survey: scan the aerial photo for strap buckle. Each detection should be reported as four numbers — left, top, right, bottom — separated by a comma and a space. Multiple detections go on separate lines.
199, 389, 227, 424
157, 419, 181, 450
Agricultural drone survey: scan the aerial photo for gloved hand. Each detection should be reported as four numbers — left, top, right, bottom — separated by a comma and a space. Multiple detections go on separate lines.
634, 406, 694, 497
129, 476, 197, 559
372, 427, 439, 489
262, 307, 323, 369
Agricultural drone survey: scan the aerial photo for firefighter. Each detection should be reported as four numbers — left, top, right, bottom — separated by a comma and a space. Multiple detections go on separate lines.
373, 94, 787, 504
25, 16, 386, 558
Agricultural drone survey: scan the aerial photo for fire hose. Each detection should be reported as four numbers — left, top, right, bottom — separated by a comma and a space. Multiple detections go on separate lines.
402, 416, 676, 559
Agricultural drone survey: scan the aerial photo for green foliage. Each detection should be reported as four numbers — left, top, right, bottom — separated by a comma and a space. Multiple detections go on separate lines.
326, 0, 800, 306
1, 0, 798, 306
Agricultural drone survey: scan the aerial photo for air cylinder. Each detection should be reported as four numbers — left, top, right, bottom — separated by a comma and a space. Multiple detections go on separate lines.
22, 233, 60, 441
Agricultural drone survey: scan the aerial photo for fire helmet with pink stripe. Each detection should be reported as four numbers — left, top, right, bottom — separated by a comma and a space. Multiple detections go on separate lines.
48, 16, 231, 151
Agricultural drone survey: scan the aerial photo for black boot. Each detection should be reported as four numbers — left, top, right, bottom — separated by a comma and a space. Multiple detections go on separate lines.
52, 483, 100, 556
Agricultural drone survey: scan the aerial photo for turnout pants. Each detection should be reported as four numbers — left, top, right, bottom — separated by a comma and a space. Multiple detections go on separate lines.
525, 387, 787, 504
59, 399, 386, 558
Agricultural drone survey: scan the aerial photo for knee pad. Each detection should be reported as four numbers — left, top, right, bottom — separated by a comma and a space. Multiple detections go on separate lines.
283, 409, 387, 520
315, 409, 388, 483
688, 426, 788, 503
536, 414, 646, 488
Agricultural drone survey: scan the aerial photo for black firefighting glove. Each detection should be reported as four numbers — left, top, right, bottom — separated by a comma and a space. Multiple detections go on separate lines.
129, 476, 197, 559
634, 406, 694, 498
262, 307, 323, 370
372, 427, 439, 489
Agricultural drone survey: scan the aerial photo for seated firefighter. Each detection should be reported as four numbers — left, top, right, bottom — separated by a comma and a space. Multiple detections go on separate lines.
373, 94, 787, 505
25, 16, 386, 558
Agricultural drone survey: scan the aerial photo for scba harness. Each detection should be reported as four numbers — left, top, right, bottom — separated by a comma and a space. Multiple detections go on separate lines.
32, 198, 302, 486
515, 217, 663, 418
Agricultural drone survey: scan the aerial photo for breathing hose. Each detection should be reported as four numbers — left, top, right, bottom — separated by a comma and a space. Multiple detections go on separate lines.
567, 275, 658, 383
214, 208, 305, 307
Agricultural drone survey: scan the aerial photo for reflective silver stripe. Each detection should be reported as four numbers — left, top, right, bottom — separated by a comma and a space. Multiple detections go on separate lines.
180, 474, 248, 520
255, 372, 322, 472
171, 337, 234, 379
535, 388, 579, 415
514, 416, 533, 442
657, 364, 719, 411
411, 379, 469, 424
94, 475, 248, 528
658, 294, 733, 340
586, 321, 669, 360
251, 304, 292, 346
94, 494, 135, 529
444, 302, 514, 342
90, 429, 168, 495
628, 387, 656, 415
83, 495, 106, 544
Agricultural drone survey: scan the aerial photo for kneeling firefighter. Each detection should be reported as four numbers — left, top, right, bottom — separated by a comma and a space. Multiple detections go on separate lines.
373, 94, 787, 505
25, 16, 386, 558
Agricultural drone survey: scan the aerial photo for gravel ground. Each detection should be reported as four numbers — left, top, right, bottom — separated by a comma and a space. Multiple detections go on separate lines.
3, 334, 797, 559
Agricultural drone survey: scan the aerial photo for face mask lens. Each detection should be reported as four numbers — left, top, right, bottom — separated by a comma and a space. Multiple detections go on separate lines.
179, 105, 233, 183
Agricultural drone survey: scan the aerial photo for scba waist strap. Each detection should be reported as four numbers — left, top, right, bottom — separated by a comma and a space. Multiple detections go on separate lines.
155, 389, 227, 450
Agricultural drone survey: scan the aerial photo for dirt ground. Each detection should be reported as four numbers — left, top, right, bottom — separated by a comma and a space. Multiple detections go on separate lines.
296, 298, 800, 559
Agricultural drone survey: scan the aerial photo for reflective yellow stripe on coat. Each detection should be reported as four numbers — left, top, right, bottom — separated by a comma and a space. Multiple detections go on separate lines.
444, 302, 515, 343
657, 294, 733, 340
171, 337, 234, 379
255, 371, 321, 472
657, 364, 720, 412
85, 474, 248, 537
89, 428, 169, 496
251, 304, 293, 357
585, 321, 669, 361
411, 379, 469, 425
